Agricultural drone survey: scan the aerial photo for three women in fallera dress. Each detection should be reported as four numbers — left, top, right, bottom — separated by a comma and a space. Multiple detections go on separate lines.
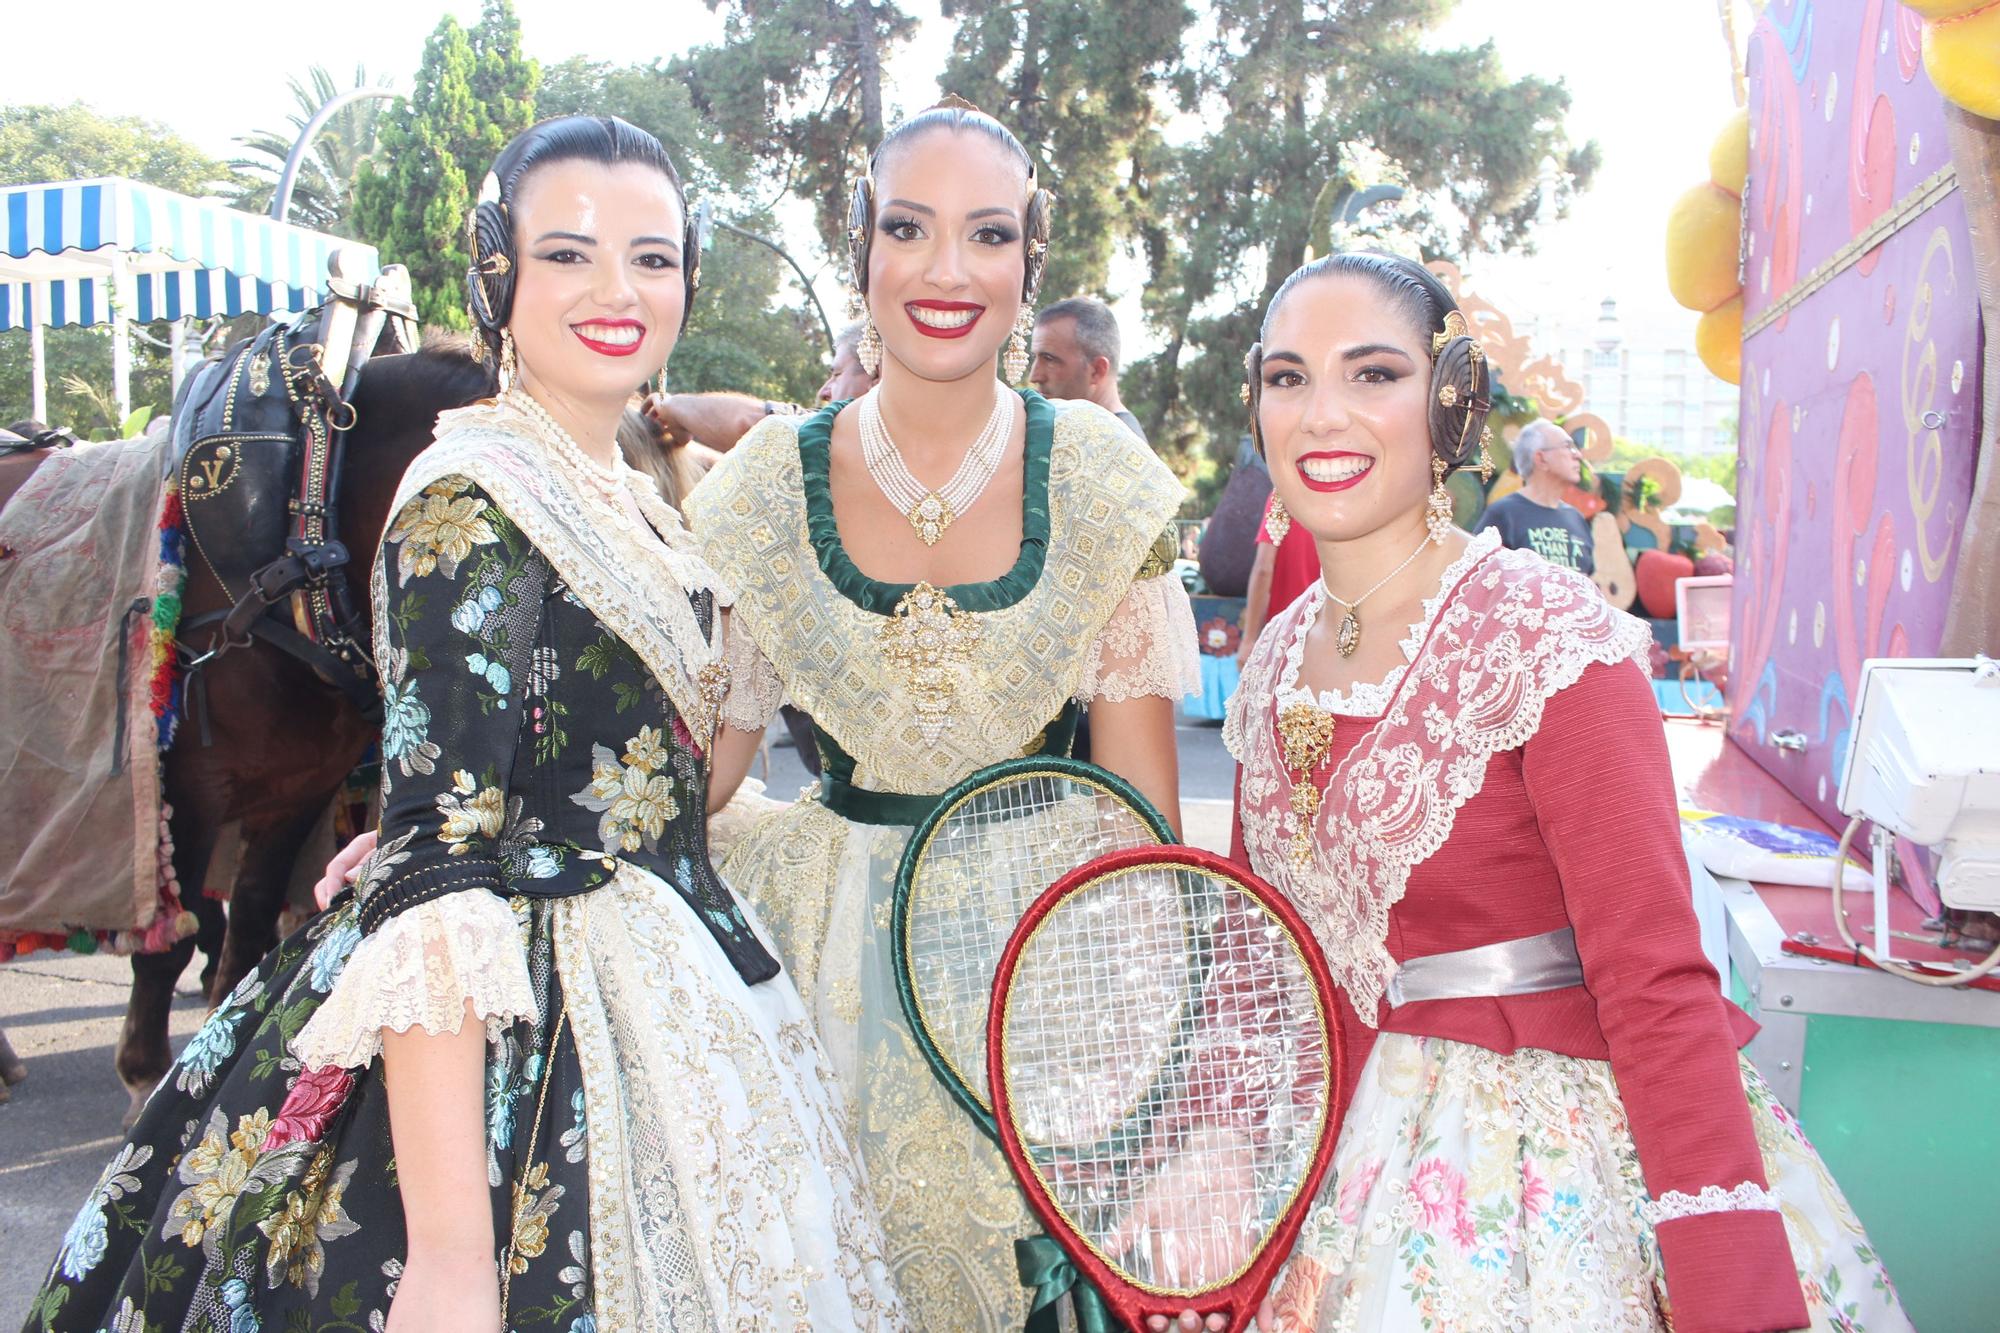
28, 97, 1907, 1333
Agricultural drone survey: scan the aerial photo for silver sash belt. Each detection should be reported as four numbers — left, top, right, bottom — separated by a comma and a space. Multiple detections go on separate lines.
1386, 926, 1584, 1007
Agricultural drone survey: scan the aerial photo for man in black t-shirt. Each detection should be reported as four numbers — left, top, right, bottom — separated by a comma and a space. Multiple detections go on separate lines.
1476, 419, 1595, 575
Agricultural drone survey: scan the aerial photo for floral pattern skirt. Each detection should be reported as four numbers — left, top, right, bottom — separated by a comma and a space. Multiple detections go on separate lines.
1267, 1035, 1909, 1333
23, 870, 904, 1332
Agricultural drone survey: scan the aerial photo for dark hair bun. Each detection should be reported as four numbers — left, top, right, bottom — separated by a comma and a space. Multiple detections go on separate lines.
466, 195, 515, 344
1427, 330, 1491, 470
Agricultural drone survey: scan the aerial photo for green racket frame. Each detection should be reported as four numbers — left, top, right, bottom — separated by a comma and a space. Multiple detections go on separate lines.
892, 755, 1175, 1140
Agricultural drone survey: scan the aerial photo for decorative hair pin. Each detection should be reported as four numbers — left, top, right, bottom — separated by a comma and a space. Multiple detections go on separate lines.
1430, 309, 1471, 357
477, 253, 511, 277
931, 92, 987, 114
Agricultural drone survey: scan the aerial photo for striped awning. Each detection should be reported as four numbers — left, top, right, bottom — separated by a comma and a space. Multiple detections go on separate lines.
0, 177, 379, 331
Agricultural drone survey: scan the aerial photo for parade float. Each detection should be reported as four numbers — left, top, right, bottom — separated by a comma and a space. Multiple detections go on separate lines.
1651, 4, 2000, 1326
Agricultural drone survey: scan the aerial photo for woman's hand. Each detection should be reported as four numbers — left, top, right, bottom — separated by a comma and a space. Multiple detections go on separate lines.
314, 829, 379, 911
1112, 1127, 1282, 1332
385, 1248, 500, 1332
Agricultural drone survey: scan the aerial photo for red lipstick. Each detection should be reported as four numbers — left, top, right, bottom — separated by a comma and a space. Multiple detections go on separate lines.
905, 299, 984, 340
1295, 450, 1375, 494
572, 319, 646, 358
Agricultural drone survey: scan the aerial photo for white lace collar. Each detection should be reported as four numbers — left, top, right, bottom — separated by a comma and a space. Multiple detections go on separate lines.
1273, 528, 1502, 717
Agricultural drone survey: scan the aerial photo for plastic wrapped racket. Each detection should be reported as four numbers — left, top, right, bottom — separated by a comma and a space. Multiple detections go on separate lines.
894, 756, 1174, 1136
988, 845, 1344, 1333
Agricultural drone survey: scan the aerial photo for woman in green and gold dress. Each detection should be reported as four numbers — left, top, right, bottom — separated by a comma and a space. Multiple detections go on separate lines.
683, 100, 1200, 1330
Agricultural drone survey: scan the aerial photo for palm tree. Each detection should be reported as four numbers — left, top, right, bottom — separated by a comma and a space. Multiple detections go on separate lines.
228, 65, 390, 235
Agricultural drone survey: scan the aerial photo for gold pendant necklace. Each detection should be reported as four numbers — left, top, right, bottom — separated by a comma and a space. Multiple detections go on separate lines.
1323, 532, 1434, 658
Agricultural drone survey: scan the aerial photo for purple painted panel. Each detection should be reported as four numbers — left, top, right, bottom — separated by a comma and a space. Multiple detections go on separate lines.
1732, 0, 1981, 828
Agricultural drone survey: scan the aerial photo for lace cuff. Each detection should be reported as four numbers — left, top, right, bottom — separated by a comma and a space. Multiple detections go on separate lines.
1075, 573, 1202, 704
1638, 1180, 1780, 1227
718, 612, 785, 733
292, 890, 535, 1071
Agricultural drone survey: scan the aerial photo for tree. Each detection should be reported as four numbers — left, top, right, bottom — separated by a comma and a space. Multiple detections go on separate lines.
226, 65, 391, 235
350, 1, 539, 327
679, 0, 919, 260
937, 0, 1193, 300
536, 57, 826, 405
0, 103, 225, 193
1129, 0, 1600, 494
0, 105, 230, 430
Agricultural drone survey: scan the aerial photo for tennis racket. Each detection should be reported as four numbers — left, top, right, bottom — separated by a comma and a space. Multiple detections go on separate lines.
893, 755, 1174, 1137
988, 845, 1344, 1333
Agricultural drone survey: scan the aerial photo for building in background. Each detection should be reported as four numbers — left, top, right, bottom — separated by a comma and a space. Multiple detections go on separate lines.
1528, 297, 1739, 454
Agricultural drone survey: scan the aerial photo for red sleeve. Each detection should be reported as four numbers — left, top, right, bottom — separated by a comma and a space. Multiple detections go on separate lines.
1256, 492, 1278, 546
1522, 660, 1807, 1333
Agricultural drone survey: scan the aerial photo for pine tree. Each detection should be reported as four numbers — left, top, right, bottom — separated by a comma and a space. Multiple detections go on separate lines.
938, 0, 1192, 302
1130, 0, 1600, 482
679, 0, 918, 260
351, 2, 538, 328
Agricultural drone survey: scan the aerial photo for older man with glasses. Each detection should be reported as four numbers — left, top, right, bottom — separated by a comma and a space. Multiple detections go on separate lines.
1474, 418, 1595, 574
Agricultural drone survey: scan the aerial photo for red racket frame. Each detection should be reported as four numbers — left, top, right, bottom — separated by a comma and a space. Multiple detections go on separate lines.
986, 844, 1347, 1333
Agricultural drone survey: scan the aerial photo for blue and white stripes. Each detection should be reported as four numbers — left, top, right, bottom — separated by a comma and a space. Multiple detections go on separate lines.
0, 177, 379, 331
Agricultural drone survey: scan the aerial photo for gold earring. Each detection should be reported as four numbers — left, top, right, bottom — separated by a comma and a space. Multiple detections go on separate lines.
1004, 306, 1033, 383
1477, 426, 1496, 484
1265, 496, 1292, 543
857, 313, 882, 377
498, 330, 518, 394
1426, 455, 1455, 543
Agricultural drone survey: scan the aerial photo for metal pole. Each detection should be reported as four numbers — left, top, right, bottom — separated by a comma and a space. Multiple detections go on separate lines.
271, 87, 399, 225
707, 213, 837, 357
29, 282, 46, 423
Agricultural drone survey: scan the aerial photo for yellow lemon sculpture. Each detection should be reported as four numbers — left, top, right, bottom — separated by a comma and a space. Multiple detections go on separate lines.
1664, 112, 1750, 384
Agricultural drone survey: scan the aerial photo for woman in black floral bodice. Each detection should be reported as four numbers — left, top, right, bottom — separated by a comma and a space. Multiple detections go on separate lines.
24, 116, 903, 1333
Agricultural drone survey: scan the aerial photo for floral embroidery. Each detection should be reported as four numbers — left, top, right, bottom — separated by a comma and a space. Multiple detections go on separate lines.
263, 1065, 355, 1151
390, 477, 499, 584
167, 1107, 274, 1247
569, 728, 679, 854
506, 1161, 564, 1276
54, 1144, 151, 1280
380, 651, 440, 781
257, 1147, 359, 1293
436, 770, 507, 852
174, 1003, 247, 1097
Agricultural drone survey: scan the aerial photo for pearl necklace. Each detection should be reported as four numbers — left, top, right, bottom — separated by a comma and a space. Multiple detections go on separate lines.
859, 382, 1012, 546
506, 388, 626, 505
1321, 531, 1435, 658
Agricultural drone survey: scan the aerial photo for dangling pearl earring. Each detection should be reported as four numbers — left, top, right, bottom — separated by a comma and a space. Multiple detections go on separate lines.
1426, 455, 1455, 543
1004, 306, 1033, 383
1265, 497, 1291, 543
498, 330, 518, 394
857, 307, 883, 377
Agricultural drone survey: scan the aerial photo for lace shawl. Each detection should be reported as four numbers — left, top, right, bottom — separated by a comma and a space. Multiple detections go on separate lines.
1228, 545, 1653, 1024
392, 400, 733, 742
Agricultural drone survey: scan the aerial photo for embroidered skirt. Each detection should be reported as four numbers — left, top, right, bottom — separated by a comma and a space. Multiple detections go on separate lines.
1268, 1034, 1909, 1332
22, 866, 903, 1332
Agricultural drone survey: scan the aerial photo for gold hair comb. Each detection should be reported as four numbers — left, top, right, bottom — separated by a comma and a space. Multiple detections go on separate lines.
1430, 310, 1470, 357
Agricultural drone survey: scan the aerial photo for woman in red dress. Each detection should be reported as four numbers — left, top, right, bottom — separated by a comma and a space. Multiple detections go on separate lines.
1228, 252, 1906, 1332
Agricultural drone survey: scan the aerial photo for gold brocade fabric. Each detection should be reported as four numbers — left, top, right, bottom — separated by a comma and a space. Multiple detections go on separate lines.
692, 404, 1187, 1330
685, 403, 1186, 793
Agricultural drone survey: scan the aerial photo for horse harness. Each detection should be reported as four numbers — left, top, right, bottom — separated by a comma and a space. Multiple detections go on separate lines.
169, 261, 420, 735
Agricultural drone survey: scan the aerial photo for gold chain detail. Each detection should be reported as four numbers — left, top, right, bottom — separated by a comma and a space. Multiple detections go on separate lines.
499, 1003, 568, 1319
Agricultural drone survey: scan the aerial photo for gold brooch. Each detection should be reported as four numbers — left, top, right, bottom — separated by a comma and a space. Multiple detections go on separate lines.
1276, 702, 1337, 867
880, 582, 981, 746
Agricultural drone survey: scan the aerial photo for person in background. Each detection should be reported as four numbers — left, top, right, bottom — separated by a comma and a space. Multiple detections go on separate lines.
1028, 296, 1146, 443
1473, 417, 1594, 574
616, 405, 704, 509
643, 320, 877, 452
1235, 489, 1320, 669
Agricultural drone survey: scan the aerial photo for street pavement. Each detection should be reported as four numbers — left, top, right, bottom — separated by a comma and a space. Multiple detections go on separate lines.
0, 714, 1238, 1325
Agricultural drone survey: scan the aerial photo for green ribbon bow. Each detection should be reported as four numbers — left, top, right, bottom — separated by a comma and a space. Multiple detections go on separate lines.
1017, 1233, 1113, 1333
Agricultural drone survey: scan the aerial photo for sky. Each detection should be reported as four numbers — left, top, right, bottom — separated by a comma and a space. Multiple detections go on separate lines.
7, 0, 1746, 351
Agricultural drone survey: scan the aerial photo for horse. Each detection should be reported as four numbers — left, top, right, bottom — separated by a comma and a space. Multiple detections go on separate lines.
0, 333, 491, 1123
